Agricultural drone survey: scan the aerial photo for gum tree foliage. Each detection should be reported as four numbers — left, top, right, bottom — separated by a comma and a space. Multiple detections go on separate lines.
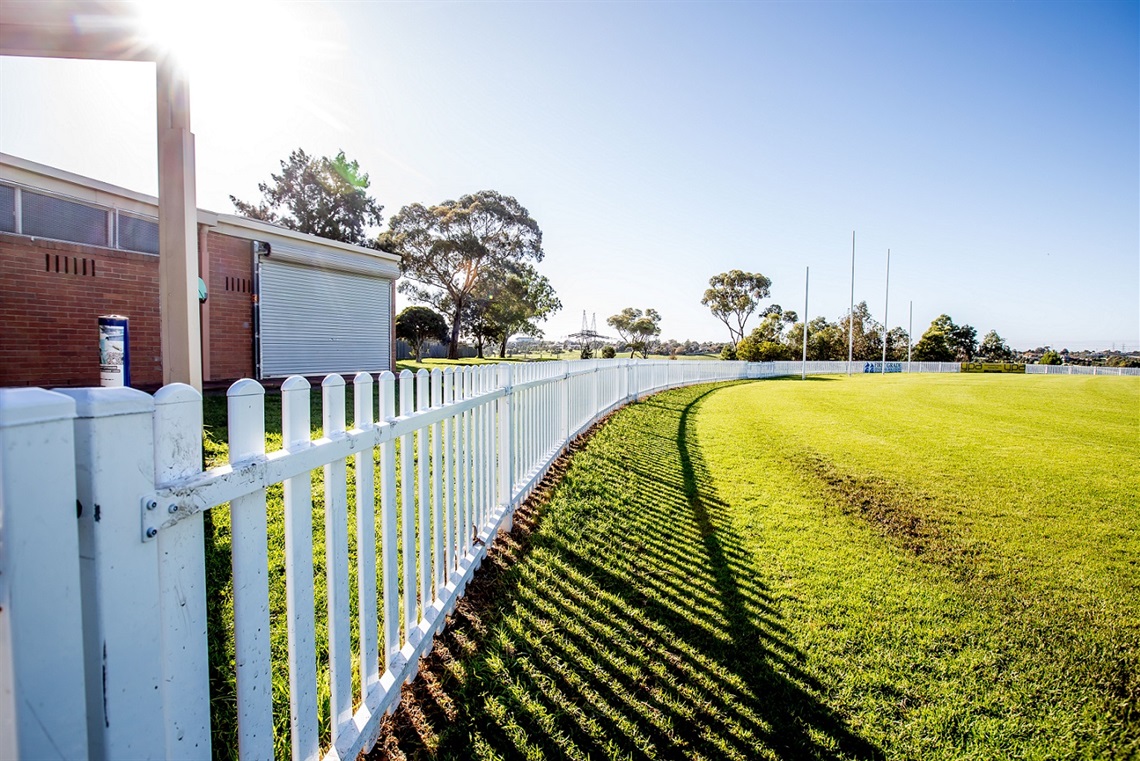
838, 301, 885, 361
978, 330, 1015, 361
395, 306, 448, 362
784, 318, 849, 361
736, 336, 793, 362
483, 265, 562, 359
885, 327, 911, 361
456, 293, 497, 359
230, 149, 384, 247
454, 264, 560, 359
601, 345, 617, 359
913, 314, 979, 362
607, 308, 662, 359
1039, 349, 1063, 365
701, 270, 772, 346
383, 191, 544, 359
751, 304, 799, 344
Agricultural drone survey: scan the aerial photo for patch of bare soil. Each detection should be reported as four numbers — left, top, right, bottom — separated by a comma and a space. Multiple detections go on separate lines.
793, 450, 983, 579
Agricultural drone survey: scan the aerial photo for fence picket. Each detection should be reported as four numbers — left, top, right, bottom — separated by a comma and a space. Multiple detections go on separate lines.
430, 370, 444, 606
226, 380, 274, 761
322, 375, 354, 752
379, 372, 400, 671
398, 370, 417, 653
442, 368, 455, 581
352, 373, 380, 713
455, 368, 467, 575
415, 370, 431, 629
281, 376, 320, 761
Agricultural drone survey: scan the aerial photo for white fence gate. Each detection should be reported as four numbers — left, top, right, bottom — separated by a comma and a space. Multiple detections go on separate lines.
0, 357, 1106, 759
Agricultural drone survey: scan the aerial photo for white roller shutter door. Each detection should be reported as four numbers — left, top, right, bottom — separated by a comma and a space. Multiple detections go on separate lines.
259, 257, 392, 378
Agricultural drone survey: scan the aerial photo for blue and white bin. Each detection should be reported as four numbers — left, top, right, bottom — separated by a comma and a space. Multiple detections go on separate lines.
98, 315, 131, 387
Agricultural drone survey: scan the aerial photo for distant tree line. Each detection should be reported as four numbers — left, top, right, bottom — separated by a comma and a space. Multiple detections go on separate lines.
700, 269, 1019, 363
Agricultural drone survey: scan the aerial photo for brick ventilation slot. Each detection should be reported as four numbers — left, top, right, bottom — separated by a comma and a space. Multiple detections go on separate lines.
45, 253, 96, 276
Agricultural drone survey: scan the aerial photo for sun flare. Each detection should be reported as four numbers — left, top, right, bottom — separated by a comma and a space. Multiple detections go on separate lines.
133, 0, 315, 94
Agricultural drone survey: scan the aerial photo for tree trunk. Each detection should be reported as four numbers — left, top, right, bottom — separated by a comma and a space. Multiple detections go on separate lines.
499, 337, 508, 359
448, 302, 462, 360
476, 339, 484, 359
414, 341, 422, 362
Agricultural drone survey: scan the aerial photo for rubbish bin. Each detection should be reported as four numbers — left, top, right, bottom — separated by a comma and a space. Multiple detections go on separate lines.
98, 315, 130, 387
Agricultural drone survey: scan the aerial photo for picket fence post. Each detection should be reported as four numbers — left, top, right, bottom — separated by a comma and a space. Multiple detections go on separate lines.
0, 388, 89, 761
58, 387, 166, 760
153, 384, 211, 759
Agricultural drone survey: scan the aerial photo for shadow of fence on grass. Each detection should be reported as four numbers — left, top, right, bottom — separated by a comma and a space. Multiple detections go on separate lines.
372, 383, 880, 760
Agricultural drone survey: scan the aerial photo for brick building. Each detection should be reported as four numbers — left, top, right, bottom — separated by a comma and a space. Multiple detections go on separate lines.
0, 154, 399, 389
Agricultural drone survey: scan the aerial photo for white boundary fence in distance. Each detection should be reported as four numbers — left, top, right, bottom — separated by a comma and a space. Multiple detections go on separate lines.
0, 356, 1129, 760
1025, 364, 1140, 376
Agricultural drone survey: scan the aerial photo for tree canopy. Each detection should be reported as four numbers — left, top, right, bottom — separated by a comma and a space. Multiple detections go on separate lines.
462, 264, 561, 358
701, 270, 772, 346
607, 308, 662, 359
230, 148, 384, 247
838, 301, 884, 361
395, 306, 448, 362
383, 190, 544, 359
978, 330, 1014, 361
913, 315, 978, 362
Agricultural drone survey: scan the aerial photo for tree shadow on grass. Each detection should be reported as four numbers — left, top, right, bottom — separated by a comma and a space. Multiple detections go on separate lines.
371, 383, 880, 760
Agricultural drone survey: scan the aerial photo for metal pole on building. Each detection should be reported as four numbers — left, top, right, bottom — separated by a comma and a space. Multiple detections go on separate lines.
881, 249, 890, 374
848, 231, 856, 375
908, 300, 913, 371
802, 266, 809, 380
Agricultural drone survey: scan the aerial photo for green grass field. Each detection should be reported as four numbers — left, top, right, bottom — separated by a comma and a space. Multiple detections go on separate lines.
372, 373, 1140, 760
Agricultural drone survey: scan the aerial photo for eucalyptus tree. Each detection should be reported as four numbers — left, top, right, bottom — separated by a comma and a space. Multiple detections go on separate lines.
978, 330, 1014, 361
231, 148, 383, 247
395, 306, 448, 362
485, 264, 561, 358
383, 191, 543, 358
607, 308, 662, 359
701, 270, 772, 346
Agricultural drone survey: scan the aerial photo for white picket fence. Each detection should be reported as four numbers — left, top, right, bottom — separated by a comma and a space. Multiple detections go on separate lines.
0, 355, 996, 760
1025, 364, 1140, 376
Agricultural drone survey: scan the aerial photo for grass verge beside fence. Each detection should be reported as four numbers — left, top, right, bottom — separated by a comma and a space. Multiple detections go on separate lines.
372, 374, 1139, 759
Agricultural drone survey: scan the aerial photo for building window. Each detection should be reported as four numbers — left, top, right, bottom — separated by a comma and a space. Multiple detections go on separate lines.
0, 184, 15, 233
21, 190, 109, 247
118, 211, 160, 254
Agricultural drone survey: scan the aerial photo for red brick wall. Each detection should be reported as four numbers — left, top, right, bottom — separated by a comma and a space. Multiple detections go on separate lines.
0, 230, 255, 389
0, 233, 163, 388
206, 231, 253, 381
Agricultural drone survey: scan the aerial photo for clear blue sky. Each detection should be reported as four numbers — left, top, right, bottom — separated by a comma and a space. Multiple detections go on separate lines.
2, 0, 1137, 350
